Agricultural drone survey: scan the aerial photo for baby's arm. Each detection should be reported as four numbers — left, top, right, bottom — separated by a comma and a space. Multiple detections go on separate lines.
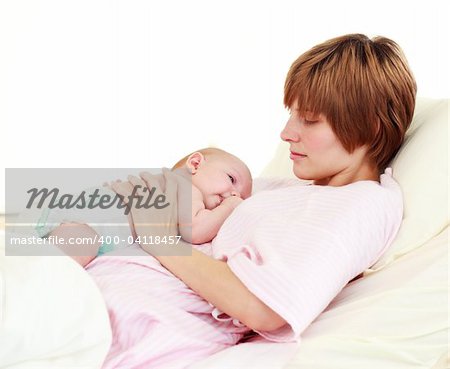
192, 197, 242, 244
47, 223, 102, 268
179, 187, 242, 244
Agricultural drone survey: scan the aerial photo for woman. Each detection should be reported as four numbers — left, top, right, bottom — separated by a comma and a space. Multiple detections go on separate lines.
92, 33, 416, 368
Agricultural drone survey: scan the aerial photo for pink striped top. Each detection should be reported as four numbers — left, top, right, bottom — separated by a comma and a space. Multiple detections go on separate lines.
86, 168, 403, 368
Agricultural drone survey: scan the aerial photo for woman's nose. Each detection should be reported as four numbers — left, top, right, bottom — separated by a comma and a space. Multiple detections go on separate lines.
280, 118, 298, 142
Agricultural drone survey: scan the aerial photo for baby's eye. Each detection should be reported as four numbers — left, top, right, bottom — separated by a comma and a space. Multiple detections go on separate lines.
228, 174, 235, 184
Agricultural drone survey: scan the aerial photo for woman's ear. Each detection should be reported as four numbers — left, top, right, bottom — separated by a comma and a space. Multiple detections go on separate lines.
186, 152, 205, 174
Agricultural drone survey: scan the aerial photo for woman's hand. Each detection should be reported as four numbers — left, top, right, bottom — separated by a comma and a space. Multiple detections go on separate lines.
109, 169, 186, 255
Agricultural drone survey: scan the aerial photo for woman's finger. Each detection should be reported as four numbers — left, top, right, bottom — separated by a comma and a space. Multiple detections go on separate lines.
140, 171, 164, 193
111, 181, 134, 204
162, 168, 180, 203
161, 169, 180, 231
103, 178, 121, 188
111, 180, 132, 193
127, 175, 151, 204
127, 175, 145, 191
164, 168, 192, 200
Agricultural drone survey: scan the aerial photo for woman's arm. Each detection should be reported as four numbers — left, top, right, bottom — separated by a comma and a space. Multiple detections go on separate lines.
47, 223, 101, 267
112, 171, 287, 332
147, 241, 286, 332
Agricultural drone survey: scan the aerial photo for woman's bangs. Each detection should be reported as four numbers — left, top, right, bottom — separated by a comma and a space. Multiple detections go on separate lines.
293, 72, 333, 119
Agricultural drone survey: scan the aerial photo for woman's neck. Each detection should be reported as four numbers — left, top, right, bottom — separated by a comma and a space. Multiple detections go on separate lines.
314, 162, 380, 187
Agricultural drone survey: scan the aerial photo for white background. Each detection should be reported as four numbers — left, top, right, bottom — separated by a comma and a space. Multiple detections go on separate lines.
1, 0, 449, 213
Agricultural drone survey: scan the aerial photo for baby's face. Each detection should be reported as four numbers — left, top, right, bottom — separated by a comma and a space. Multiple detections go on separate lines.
191, 154, 252, 210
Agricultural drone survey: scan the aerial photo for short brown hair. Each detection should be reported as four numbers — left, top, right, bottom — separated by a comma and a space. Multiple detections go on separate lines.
284, 34, 417, 173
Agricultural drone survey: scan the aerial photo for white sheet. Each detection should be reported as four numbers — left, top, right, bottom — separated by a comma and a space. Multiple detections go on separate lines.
0, 229, 112, 369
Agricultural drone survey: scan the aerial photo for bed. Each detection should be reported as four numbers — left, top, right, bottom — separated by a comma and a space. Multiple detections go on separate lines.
0, 97, 448, 368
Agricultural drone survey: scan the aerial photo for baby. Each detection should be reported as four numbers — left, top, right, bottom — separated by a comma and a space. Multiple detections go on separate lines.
40, 147, 252, 265
170, 147, 253, 244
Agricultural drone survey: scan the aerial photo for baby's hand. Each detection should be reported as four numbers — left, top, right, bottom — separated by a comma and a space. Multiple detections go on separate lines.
221, 195, 243, 211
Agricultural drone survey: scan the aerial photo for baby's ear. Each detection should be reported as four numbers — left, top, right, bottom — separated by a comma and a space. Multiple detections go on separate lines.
186, 152, 205, 174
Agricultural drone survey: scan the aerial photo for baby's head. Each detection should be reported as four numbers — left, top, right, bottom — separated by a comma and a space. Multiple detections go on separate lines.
172, 147, 252, 210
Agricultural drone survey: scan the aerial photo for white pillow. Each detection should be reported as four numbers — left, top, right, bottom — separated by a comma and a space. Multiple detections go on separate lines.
260, 140, 297, 179
0, 231, 112, 368
260, 97, 449, 270
371, 98, 449, 269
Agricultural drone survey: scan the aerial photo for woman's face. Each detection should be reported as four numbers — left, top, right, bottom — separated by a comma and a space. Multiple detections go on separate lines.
280, 103, 377, 186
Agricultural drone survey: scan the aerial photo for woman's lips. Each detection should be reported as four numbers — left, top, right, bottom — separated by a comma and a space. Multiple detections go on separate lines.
290, 151, 307, 160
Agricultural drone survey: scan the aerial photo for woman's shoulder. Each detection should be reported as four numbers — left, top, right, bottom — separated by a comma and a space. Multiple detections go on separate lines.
346, 168, 402, 204
248, 169, 402, 217
329, 169, 403, 226
301, 169, 403, 224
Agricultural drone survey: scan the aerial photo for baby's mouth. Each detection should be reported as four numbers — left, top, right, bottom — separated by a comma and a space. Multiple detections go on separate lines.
217, 196, 223, 206
216, 195, 224, 207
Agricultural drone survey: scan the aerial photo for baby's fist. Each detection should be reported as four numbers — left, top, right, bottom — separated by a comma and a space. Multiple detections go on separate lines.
221, 195, 243, 210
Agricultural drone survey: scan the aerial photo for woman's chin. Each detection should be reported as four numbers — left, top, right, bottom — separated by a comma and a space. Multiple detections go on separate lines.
293, 166, 311, 180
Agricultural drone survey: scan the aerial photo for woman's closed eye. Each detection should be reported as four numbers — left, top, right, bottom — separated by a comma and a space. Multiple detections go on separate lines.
304, 119, 318, 125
